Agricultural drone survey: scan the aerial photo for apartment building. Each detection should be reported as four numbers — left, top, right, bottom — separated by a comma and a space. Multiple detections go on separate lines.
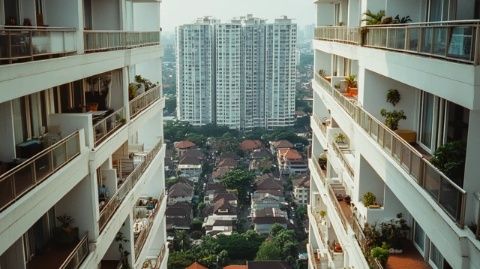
0, 1, 168, 269
176, 17, 217, 126
308, 1, 480, 269
176, 15, 297, 130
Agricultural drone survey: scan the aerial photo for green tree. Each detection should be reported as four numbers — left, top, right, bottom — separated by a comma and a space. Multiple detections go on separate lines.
255, 240, 282, 260
172, 230, 191, 251
222, 169, 255, 205
167, 251, 195, 269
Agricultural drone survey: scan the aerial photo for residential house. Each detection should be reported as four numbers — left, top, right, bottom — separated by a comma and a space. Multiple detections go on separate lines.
269, 139, 294, 155
203, 198, 238, 236
249, 148, 273, 173
204, 182, 228, 204
166, 202, 193, 231
277, 148, 308, 175
252, 208, 288, 234
177, 149, 204, 182
174, 140, 197, 156
239, 139, 263, 152
292, 175, 310, 206
168, 182, 194, 205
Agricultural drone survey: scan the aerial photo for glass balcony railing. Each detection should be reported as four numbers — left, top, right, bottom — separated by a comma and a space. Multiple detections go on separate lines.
98, 139, 163, 232
93, 107, 126, 147
314, 26, 361, 44
129, 86, 162, 119
59, 233, 90, 269
0, 131, 81, 212
0, 26, 76, 65
84, 31, 160, 53
314, 73, 467, 227
315, 20, 480, 64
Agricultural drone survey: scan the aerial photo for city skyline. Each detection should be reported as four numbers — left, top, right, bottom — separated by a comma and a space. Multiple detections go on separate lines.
161, 0, 314, 32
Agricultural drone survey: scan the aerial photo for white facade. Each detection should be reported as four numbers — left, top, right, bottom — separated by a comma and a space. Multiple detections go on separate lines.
0, 1, 167, 269
176, 15, 297, 130
176, 17, 217, 126
309, 1, 480, 269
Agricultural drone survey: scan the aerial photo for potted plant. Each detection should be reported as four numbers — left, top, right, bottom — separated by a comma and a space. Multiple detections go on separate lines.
54, 215, 79, 246
362, 10, 386, 25
386, 89, 401, 106
431, 141, 466, 186
319, 210, 327, 219
334, 133, 347, 146
345, 75, 358, 96
362, 192, 376, 207
318, 155, 327, 170
318, 69, 331, 82
371, 246, 389, 266
380, 109, 406, 131
344, 195, 351, 205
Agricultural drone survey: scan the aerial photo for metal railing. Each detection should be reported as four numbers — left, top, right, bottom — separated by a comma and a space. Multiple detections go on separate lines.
98, 139, 163, 232
93, 107, 126, 147
332, 141, 355, 178
312, 114, 329, 137
327, 184, 349, 231
308, 244, 322, 269
144, 244, 167, 269
311, 155, 327, 185
84, 31, 160, 53
364, 20, 480, 64
0, 131, 81, 212
314, 20, 480, 64
314, 73, 467, 227
0, 25, 76, 64
129, 86, 162, 119
59, 233, 90, 269
134, 193, 165, 259
315, 26, 361, 44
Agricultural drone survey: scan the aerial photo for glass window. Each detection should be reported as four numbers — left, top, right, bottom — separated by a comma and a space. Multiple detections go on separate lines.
414, 221, 426, 253
430, 242, 444, 269
420, 92, 435, 149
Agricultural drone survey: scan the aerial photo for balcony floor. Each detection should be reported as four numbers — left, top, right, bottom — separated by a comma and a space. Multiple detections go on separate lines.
27, 242, 76, 269
101, 260, 121, 269
387, 243, 430, 269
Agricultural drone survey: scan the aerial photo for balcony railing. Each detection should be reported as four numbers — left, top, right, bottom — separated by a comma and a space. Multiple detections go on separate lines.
59, 233, 90, 269
312, 114, 328, 137
0, 25, 76, 65
364, 20, 480, 64
314, 20, 480, 64
84, 31, 160, 53
129, 86, 162, 119
327, 184, 349, 231
0, 131, 81, 211
134, 193, 165, 259
93, 107, 126, 147
314, 73, 467, 227
315, 26, 361, 45
331, 142, 355, 178
143, 244, 167, 269
98, 139, 163, 232
311, 156, 327, 185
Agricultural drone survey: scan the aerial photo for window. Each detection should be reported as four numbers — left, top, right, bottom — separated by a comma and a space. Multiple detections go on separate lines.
413, 221, 426, 253
419, 91, 434, 149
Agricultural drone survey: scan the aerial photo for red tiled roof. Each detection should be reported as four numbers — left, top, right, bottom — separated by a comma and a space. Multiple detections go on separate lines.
186, 262, 208, 269
240, 140, 263, 151
224, 266, 247, 269
278, 148, 302, 161
271, 140, 294, 149
175, 140, 196, 149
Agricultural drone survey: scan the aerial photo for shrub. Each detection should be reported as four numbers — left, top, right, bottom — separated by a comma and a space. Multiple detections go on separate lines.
362, 192, 376, 207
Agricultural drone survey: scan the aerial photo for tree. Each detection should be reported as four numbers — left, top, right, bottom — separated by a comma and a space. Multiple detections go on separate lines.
172, 230, 191, 251
295, 205, 307, 222
168, 251, 195, 269
255, 240, 282, 260
222, 169, 255, 205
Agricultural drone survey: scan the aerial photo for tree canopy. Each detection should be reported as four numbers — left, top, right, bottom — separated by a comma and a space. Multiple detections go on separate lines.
221, 169, 255, 205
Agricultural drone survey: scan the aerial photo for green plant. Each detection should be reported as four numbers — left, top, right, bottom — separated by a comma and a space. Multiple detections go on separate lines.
380, 109, 406, 130
57, 215, 74, 229
362, 10, 386, 25
318, 155, 327, 169
345, 75, 357, 88
318, 69, 326, 77
335, 133, 347, 144
379, 214, 410, 250
362, 192, 377, 207
431, 141, 466, 184
393, 15, 412, 24
115, 231, 131, 269
371, 246, 389, 265
386, 89, 401, 106
319, 210, 327, 218
334, 83, 341, 89
128, 83, 138, 100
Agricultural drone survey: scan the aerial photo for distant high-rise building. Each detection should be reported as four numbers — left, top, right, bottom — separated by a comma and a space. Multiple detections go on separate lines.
265, 16, 297, 129
241, 15, 267, 130
176, 17, 217, 126
215, 21, 242, 129
176, 15, 297, 130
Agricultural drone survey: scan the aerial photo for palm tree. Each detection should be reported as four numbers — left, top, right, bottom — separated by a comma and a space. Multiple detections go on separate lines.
362, 10, 386, 25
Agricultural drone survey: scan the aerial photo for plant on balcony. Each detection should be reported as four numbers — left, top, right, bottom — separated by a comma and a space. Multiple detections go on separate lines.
319, 210, 327, 218
54, 215, 79, 246
345, 75, 358, 97
135, 75, 157, 91
362, 192, 377, 207
380, 109, 406, 130
393, 15, 412, 24
362, 10, 386, 25
431, 141, 467, 185
129, 83, 139, 100
115, 231, 131, 269
386, 89, 401, 106
379, 213, 410, 252
334, 133, 347, 145
371, 246, 389, 266
318, 155, 327, 170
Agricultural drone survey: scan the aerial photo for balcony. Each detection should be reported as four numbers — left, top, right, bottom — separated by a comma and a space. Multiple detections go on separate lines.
93, 108, 127, 147
307, 244, 328, 269
314, 73, 467, 227
133, 193, 165, 259
129, 85, 162, 119
98, 139, 163, 232
27, 233, 89, 269
0, 26, 76, 65
331, 141, 355, 178
310, 156, 327, 186
143, 244, 167, 269
84, 31, 160, 53
315, 20, 480, 64
311, 114, 329, 138
0, 131, 82, 212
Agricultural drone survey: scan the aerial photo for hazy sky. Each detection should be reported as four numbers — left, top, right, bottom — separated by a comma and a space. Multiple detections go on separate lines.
161, 0, 315, 32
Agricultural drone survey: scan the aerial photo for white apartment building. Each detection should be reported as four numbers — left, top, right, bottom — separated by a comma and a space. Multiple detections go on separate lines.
309, 1, 480, 269
0, 1, 168, 269
176, 15, 297, 130
176, 17, 217, 126
265, 16, 297, 130
241, 15, 267, 130
215, 21, 242, 129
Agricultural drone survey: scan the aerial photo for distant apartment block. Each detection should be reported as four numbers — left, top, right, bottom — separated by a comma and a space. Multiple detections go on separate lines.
176, 15, 297, 130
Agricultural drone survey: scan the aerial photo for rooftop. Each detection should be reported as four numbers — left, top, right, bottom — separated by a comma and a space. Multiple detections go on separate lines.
168, 182, 194, 198
271, 140, 294, 149
174, 140, 196, 149
240, 140, 263, 151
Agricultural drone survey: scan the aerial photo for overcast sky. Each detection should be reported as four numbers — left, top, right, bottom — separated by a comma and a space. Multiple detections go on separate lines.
161, 0, 315, 32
